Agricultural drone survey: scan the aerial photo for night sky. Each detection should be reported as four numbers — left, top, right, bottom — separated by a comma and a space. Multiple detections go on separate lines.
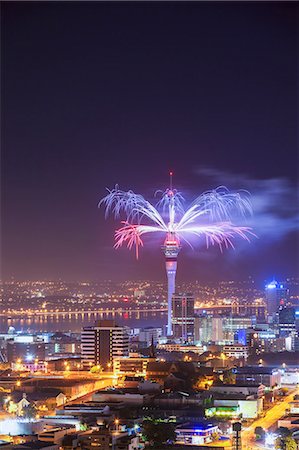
2, 2, 298, 283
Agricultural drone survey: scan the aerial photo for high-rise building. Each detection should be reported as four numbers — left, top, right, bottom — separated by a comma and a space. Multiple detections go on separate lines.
81, 320, 129, 369
194, 316, 252, 345
278, 306, 296, 336
265, 280, 288, 319
171, 292, 195, 342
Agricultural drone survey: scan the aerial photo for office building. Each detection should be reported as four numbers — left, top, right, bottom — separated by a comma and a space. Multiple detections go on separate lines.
138, 327, 161, 346
81, 320, 129, 369
171, 292, 195, 342
278, 306, 296, 336
7, 340, 45, 363
265, 280, 288, 319
235, 366, 281, 388
194, 316, 252, 345
223, 344, 249, 359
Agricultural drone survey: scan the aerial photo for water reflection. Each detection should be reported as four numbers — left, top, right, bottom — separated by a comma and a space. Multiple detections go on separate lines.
0, 311, 166, 333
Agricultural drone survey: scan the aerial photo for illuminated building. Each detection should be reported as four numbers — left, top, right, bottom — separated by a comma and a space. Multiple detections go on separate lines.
7, 340, 45, 363
278, 306, 296, 336
194, 316, 223, 343
222, 344, 249, 359
265, 280, 288, 319
138, 327, 160, 346
206, 396, 263, 419
194, 316, 252, 344
247, 329, 290, 354
235, 366, 281, 388
81, 320, 129, 369
175, 422, 219, 446
47, 332, 80, 356
171, 292, 195, 342
113, 356, 152, 376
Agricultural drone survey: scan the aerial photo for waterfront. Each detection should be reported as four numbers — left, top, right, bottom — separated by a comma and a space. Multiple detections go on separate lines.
0, 311, 167, 333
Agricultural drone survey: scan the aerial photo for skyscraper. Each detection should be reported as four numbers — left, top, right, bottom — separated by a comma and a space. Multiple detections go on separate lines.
265, 280, 289, 320
171, 292, 195, 342
81, 320, 129, 369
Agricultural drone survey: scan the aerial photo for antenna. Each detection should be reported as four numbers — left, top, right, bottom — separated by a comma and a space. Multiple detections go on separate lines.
169, 171, 173, 190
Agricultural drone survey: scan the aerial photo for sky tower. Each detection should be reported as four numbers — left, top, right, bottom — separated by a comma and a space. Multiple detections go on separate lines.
162, 172, 181, 336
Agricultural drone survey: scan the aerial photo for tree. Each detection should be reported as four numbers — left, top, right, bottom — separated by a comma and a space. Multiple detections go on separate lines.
22, 404, 37, 420
211, 431, 219, 442
275, 428, 297, 450
223, 370, 236, 384
275, 435, 297, 450
142, 419, 176, 446
254, 426, 265, 442
90, 365, 103, 373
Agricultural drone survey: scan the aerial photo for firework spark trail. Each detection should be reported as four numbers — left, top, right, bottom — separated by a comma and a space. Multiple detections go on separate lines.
100, 181, 254, 258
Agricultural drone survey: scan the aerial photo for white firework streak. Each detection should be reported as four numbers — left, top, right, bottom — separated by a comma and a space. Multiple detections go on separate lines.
100, 184, 255, 258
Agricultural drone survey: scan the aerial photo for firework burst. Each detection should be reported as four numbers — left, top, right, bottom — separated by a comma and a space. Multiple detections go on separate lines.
100, 178, 254, 258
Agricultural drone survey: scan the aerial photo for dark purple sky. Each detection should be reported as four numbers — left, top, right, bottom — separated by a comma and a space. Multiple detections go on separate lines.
2, 2, 298, 283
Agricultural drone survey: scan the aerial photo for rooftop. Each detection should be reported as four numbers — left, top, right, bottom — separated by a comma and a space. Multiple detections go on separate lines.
14, 441, 59, 450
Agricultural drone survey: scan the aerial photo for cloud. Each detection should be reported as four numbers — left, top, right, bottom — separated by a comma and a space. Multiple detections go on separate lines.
196, 167, 299, 243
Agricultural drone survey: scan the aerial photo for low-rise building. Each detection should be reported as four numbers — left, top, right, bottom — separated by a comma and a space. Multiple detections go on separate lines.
138, 327, 161, 346
210, 383, 265, 397
38, 428, 76, 445
278, 417, 299, 429
235, 366, 281, 388
281, 368, 299, 385
175, 421, 219, 446
8, 442, 59, 450
146, 361, 196, 384
78, 429, 141, 450
223, 344, 248, 360
113, 356, 151, 376
92, 388, 148, 406
206, 397, 263, 419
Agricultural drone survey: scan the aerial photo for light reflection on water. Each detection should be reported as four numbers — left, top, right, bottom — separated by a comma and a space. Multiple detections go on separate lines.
0, 311, 167, 333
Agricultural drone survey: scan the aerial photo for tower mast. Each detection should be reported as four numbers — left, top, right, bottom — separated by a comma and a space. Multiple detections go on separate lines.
162, 171, 181, 336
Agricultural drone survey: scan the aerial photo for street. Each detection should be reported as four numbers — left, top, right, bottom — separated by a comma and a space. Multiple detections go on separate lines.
242, 386, 299, 449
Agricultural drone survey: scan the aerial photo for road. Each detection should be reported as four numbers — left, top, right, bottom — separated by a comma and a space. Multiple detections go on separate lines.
242, 386, 299, 449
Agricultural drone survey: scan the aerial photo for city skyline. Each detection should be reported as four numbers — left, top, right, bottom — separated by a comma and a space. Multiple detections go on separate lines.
2, 2, 298, 283
1, 3, 298, 449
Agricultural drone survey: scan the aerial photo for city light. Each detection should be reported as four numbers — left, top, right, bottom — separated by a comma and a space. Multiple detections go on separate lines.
265, 432, 276, 448
1, 3, 297, 449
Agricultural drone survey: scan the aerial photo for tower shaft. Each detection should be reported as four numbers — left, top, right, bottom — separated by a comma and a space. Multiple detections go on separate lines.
163, 233, 181, 336
165, 258, 177, 336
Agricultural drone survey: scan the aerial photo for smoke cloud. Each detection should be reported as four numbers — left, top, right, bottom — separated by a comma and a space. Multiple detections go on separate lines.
195, 166, 299, 245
